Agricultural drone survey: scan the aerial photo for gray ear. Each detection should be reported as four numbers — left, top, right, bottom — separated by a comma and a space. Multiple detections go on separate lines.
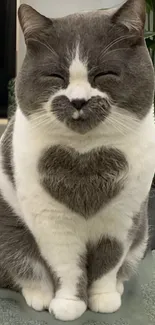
18, 4, 52, 41
112, 0, 146, 33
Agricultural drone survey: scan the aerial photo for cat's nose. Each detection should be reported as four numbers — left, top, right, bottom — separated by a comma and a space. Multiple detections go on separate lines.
71, 99, 86, 110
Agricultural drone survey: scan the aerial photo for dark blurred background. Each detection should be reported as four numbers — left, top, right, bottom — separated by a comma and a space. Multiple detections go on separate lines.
0, 0, 16, 118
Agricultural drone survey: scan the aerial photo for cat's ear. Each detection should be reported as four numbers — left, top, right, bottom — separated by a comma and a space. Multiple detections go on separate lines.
112, 0, 146, 33
18, 4, 52, 42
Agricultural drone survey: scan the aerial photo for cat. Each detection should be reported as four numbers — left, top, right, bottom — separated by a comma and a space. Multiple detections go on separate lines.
0, 0, 155, 321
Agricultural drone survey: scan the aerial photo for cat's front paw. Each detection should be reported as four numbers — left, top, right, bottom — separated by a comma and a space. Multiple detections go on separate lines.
22, 287, 53, 311
89, 292, 121, 313
49, 298, 86, 321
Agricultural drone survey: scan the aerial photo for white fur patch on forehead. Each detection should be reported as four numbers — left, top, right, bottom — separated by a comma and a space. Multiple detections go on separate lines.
69, 45, 88, 83
50, 44, 109, 104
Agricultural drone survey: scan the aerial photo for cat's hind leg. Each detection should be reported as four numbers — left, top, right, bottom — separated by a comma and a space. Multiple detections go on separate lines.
117, 233, 148, 287
0, 194, 54, 311
117, 207, 148, 292
21, 268, 54, 311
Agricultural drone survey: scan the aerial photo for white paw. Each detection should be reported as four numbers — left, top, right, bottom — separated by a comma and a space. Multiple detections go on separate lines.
49, 298, 86, 321
89, 291, 121, 313
116, 281, 124, 295
22, 287, 54, 311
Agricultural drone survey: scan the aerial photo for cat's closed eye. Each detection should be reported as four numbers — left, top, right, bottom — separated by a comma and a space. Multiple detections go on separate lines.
45, 73, 65, 87
95, 71, 119, 78
95, 70, 119, 80
94, 71, 120, 87
49, 73, 64, 80
48, 73, 64, 81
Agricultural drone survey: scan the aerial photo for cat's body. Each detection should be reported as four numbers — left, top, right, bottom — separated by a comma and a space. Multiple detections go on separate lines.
0, 0, 155, 321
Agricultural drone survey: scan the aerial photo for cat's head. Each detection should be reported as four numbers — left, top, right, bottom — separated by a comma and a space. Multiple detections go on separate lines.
16, 0, 154, 135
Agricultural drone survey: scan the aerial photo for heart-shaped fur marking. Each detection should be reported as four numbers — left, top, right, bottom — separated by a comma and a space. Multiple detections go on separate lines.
38, 146, 128, 217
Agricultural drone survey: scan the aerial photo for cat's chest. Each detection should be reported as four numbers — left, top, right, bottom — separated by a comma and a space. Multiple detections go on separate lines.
38, 145, 128, 217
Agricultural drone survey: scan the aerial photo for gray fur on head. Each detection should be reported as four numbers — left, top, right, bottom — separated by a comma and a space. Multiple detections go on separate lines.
16, 0, 154, 135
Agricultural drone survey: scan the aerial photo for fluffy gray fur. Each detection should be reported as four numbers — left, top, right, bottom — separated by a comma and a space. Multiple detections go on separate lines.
0, 0, 154, 319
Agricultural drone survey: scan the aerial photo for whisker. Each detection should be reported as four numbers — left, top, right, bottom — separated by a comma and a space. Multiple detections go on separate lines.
27, 37, 58, 58
97, 103, 139, 135
105, 119, 126, 136
30, 118, 59, 133
107, 114, 139, 135
100, 34, 137, 61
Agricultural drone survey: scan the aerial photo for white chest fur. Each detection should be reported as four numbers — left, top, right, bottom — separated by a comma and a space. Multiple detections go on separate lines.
10, 107, 155, 246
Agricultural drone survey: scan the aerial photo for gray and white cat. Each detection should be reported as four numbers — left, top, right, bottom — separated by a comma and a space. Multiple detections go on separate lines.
0, 0, 155, 321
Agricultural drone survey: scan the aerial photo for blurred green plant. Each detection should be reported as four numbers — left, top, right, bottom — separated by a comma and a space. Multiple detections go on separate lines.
8, 78, 16, 120
145, 0, 155, 65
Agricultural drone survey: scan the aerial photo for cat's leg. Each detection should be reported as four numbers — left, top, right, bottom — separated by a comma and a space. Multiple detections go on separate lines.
20, 267, 54, 311
117, 221, 148, 287
88, 201, 148, 314
0, 194, 54, 311
116, 240, 148, 297
38, 212, 87, 321
30, 216, 87, 321
48, 239, 87, 321
27, 213, 87, 320
87, 236, 126, 313
16, 188, 87, 321
0, 261, 54, 312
